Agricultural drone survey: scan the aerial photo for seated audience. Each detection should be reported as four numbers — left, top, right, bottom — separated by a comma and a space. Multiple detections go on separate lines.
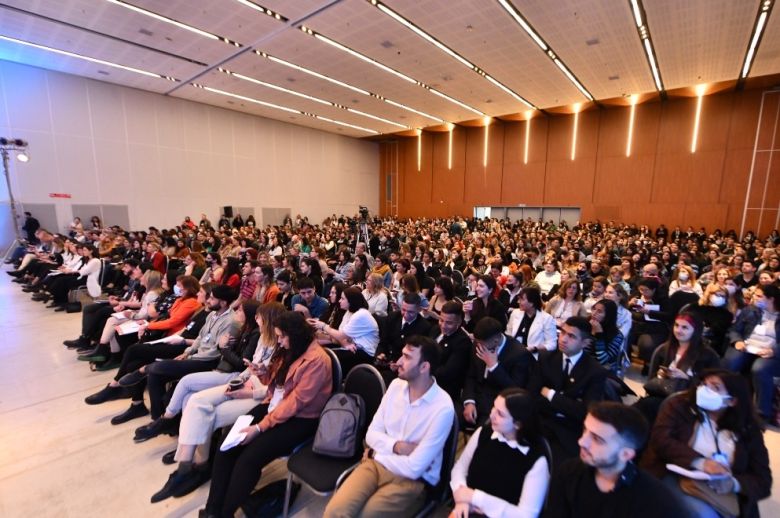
201, 312, 332, 517
429, 301, 472, 403
362, 272, 389, 317
545, 279, 584, 327
291, 276, 328, 319
462, 317, 535, 430
529, 316, 608, 465
585, 299, 625, 374
506, 287, 557, 353
546, 402, 690, 517
323, 336, 455, 518
450, 388, 549, 518
464, 274, 507, 332
642, 370, 771, 517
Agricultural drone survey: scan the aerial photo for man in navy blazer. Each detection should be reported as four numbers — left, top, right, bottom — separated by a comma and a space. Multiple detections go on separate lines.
461, 317, 535, 429
428, 301, 472, 403
529, 316, 608, 467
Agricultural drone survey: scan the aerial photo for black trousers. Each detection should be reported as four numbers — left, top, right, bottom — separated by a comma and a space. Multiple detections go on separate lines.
205, 404, 319, 517
334, 348, 374, 378
145, 358, 219, 419
49, 273, 82, 304
81, 303, 115, 339
115, 342, 188, 401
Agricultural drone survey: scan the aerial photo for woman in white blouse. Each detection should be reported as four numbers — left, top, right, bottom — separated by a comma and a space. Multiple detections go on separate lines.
450, 388, 549, 518
362, 273, 389, 317
310, 286, 379, 374
545, 280, 584, 328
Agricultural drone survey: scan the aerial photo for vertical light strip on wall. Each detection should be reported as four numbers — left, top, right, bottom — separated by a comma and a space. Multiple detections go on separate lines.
524, 110, 533, 164
691, 85, 706, 153
571, 104, 581, 161
626, 95, 638, 157
448, 124, 454, 170
483, 117, 491, 167
417, 130, 422, 172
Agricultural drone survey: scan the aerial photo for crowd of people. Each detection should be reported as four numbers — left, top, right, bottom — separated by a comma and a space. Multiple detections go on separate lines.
6, 210, 780, 517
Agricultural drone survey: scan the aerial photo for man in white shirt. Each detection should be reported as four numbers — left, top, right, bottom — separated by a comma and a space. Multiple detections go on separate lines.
324, 335, 455, 518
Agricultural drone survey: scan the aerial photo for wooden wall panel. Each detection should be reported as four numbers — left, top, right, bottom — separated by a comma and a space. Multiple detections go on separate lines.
380, 87, 776, 235
748, 152, 771, 208
757, 93, 780, 150
765, 154, 780, 208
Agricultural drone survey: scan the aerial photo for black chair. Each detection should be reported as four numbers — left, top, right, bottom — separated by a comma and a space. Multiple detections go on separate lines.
414, 412, 459, 518
322, 346, 344, 394
282, 364, 386, 517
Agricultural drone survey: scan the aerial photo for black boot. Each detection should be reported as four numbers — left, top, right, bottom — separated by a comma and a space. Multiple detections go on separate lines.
64, 335, 90, 349
134, 416, 179, 442
84, 384, 125, 405
78, 343, 110, 362
110, 402, 149, 425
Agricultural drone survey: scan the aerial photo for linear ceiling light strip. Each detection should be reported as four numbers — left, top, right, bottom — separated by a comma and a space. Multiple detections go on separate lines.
628, 0, 664, 92
0, 34, 178, 81
106, 0, 243, 46
368, 0, 535, 110
496, 0, 594, 101
300, 26, 485, 116
232, 0, 288, 21
218, 67, 408, 129
192, 84, 378, 134
740, 0, 774, 79
255, 50, 445, 123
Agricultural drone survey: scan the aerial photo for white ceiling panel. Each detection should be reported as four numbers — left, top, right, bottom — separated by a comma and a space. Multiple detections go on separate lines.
0, 0, 778, 138
645, 0, 760, 90
381, 0, 583, 109
510, 0, 656, 100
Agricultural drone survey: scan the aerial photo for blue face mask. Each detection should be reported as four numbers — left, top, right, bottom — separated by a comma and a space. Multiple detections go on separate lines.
173, 285, 183, 297
755, 299, 768, 310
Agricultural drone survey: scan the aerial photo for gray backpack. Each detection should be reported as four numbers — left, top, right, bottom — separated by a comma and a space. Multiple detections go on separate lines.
312, 393, 366, 458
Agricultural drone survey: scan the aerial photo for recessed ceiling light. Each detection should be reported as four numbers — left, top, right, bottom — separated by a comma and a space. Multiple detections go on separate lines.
192, 83, 379, 134
106, 0, 242, 46
0, 34, 178, 81
368, 0, 535, 110
496, 0, 594, 101
300, 25, 486, 116
254, 49, 445, 123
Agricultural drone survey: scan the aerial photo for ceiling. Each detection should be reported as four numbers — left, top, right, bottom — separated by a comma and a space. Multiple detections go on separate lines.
0, 0, 777, 138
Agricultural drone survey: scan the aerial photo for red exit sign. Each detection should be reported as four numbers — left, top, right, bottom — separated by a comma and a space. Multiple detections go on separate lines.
49, 193, 72, 199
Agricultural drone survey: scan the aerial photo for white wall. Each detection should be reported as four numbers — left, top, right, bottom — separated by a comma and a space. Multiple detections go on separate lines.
0, 59, 379, 236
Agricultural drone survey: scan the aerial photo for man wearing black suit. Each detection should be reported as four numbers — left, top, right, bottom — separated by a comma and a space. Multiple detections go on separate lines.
375, 292, 431, 382
461, 317, 534, 429
429, 301, 472, 403
529, 316, 608, 467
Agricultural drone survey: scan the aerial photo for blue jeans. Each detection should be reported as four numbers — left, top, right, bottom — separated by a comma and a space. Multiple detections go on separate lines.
722, 347, 780, 418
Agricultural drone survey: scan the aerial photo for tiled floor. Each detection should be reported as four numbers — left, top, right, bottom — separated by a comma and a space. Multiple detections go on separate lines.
0, 271, 778, 517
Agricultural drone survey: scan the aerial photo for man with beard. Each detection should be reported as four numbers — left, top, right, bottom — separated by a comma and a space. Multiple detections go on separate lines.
324, 335, 454, 518
544, 402, 689, 517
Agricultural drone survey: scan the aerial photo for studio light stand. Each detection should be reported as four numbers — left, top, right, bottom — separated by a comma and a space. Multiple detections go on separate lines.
1, 137, 29, 261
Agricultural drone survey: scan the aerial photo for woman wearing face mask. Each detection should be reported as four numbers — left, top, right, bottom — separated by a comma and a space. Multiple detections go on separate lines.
687, 284, 735, 357
634, 312, 720, 425
449, 388, 549, 518
721, 284, 780, 424
642, 369, 771, 518
670, 264, 703, 297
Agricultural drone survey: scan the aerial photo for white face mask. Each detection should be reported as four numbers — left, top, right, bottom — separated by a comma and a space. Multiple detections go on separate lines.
696, 385, 727, 411
725, 285, 737, 296
173, 285, 183, 297
678, 272, 689, 282
709, 294, 726, 307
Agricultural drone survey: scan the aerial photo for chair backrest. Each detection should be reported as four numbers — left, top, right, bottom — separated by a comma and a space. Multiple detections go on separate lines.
343, 364, 386, 424
647, 342, 668, 380
322, 347, 343, 395
428, 413, 460, 504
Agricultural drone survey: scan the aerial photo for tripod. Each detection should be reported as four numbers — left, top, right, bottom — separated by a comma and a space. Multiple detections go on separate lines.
357, 220, 370, 248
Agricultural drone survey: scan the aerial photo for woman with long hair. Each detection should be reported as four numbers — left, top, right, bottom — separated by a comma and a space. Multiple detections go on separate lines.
201, 312, 332, 517
450, 388, 549, 518
642, 369, 771, 517
585, 299, 624, 374
425, 276, 456, 322
311, 286, 379, 374
464, 274, 507, 332
545, 279, 584, 328
362, 273, 389, 317
604, 283, 633, 356
352, 253, 369, 286
220, 257, 241, 288
321, 281, 347, 330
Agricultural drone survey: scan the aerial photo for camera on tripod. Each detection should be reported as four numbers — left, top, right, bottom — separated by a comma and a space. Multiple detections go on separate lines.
358, 206, 369, 221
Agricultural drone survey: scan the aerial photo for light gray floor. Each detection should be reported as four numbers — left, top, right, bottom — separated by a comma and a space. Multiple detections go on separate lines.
0, 271, 778, 517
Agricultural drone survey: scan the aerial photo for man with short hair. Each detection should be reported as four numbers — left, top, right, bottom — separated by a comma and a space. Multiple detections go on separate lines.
324, 336, 455, 518
275, 270, 294, 310
530, 316, 608, 465
377, 292, 432, 366
290, 276, 328, 318
545, 402, 689, 517
233, 259, 258, 308
582, 276, 608, 316
462, 317, 535, 429
734, 261, 758, 290
429, 301, 472, 403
